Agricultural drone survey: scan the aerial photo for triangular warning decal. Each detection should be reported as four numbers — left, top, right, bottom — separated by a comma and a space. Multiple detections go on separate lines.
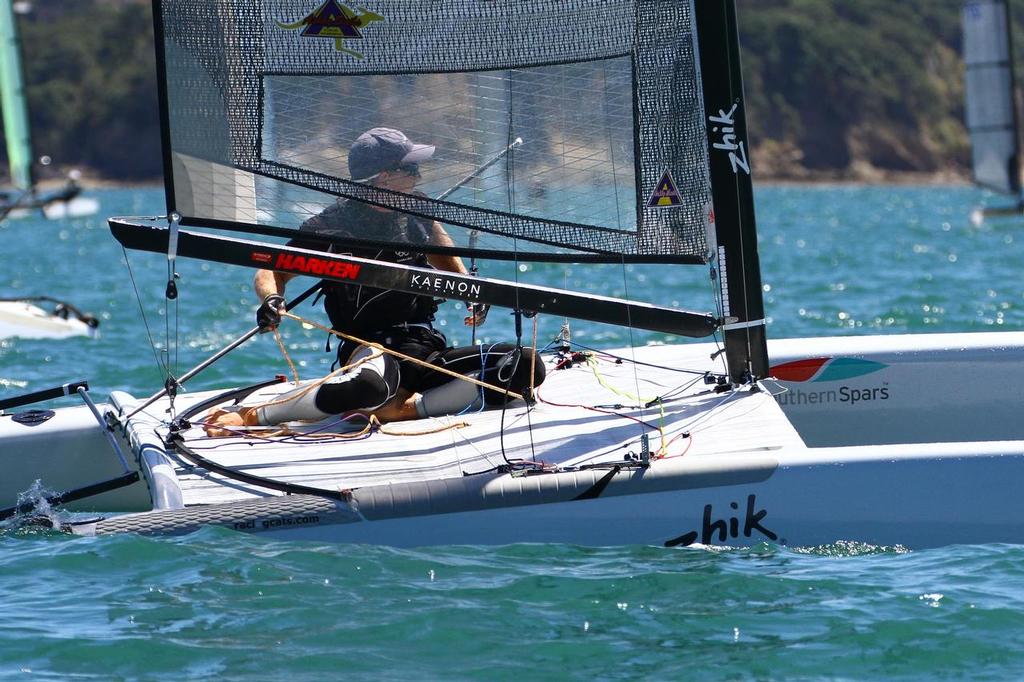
301, 0, 365, 39
646, 170, 682, 208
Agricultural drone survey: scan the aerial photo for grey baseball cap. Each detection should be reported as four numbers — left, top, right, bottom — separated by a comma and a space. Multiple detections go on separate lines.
348, 127, 435, 181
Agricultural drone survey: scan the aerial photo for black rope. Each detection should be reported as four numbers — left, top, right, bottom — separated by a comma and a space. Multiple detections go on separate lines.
170, 434, 351, 502
122, 245, 168, 380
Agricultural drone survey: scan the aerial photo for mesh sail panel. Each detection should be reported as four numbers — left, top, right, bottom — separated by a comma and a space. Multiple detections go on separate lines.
159, 0, 711, 262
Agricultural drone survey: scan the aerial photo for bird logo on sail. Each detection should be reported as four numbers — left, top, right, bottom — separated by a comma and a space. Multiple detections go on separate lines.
276, 1, 384, 59
647, 170, 683, 208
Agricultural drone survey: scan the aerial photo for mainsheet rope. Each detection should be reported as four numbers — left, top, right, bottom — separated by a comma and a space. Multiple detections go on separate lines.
279, 311, 525, 401
203, 314, 699, 459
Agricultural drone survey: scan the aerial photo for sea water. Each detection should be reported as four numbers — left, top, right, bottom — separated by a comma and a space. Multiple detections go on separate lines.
1, 185, 1022, 679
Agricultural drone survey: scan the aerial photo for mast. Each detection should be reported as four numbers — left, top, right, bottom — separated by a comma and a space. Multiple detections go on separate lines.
0, 0, 33, 191
693, 0, 769, 384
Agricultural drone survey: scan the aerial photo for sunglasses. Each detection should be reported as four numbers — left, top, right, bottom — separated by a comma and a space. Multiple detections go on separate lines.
394, 163, 420, 178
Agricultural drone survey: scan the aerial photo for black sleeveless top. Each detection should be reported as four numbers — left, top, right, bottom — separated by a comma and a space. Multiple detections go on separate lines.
288, 200, 439, 336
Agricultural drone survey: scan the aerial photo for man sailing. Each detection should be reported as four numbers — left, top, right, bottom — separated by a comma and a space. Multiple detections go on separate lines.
206, 128, 544, 433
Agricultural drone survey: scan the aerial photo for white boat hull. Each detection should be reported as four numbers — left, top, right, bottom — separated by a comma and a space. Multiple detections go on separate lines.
40, 196, 100, 220
4, 330, 1024, 548
70, 440, 1024, 549
0, 301, 98, 340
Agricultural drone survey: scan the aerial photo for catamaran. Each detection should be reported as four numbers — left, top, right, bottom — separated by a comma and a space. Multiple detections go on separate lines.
2, 0, 1024, 548
0, 296, 99, 340
0, 0, 101, 338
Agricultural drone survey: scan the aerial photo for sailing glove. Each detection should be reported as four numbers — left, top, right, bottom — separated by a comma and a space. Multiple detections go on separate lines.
256, 294, 286, 330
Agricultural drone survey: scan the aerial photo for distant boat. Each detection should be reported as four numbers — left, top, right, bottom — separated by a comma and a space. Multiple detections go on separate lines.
0, 0, 98, 221
0, 296, 99, 340
963, 0, 1024, 220
0, 0, 100, 340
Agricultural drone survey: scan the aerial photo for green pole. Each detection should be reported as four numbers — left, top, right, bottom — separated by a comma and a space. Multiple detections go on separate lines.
0, 0, 32, 191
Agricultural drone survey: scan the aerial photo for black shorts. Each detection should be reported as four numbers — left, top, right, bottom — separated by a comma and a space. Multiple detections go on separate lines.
419, 342, 546, 405
338, 325, 448, 392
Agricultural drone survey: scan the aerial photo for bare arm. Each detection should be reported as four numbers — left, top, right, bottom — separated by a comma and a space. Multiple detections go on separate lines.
254, 269, 297, 301
422, 220, 488, 327
424, 220, 467, 274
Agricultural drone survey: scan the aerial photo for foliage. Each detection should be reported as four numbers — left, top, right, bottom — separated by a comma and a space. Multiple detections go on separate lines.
737, 0, 970, 176
5, 0, 160, 181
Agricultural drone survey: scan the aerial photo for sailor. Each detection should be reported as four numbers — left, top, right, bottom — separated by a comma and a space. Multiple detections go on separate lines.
206, 128, 544, 433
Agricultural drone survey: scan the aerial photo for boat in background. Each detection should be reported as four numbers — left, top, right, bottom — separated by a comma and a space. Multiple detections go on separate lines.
0, 296, 99, 340
963, 0, 1024, 222
0, 0, 98, 221
0, 0, 101, 340
2, 0, 1024, 549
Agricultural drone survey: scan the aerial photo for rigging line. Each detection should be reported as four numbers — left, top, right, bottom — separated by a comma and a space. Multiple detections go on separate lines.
164, 259, 171, 384
121, 245, 167, 379
173, 266, 180, 387
522, 312, 539, 462
560, 340, 716, 376
706, 246, 730, 377
618, 254, 645, 437
272, 327, 300, 385
585, 355, 667, 454
499, 64, 527, 467
534, 385, 662, 431
672, 388, 745, 435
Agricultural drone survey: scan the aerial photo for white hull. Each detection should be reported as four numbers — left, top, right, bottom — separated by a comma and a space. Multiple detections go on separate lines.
0, 301, 98, 340
4, 330, 1024, 548
41, 196, 101, 220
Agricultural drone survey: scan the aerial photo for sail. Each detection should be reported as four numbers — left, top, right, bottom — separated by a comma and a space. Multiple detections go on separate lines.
963, 0, 1021, 196
154, 0, 715, 263
0, 0, 32, 191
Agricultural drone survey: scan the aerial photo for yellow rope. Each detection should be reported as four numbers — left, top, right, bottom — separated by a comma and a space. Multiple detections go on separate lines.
585, 355, 669, 457
280, 311, 525, 402
201, 348, 385, 432
204, 311, 517, 439
242, 349, 385, 413
272, 326, 300, 384
378, 419, 470, 436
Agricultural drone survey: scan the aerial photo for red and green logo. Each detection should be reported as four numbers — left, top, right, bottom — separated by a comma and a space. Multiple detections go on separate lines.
770, 357, 887, 383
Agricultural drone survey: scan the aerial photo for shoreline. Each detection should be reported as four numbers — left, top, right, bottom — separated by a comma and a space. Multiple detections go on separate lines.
27, 167, 975, 191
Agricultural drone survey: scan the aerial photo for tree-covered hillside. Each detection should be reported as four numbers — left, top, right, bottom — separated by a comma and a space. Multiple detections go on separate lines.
16, 0, 160, 180
0, 1, 999, 182
737, 0, 969, 179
